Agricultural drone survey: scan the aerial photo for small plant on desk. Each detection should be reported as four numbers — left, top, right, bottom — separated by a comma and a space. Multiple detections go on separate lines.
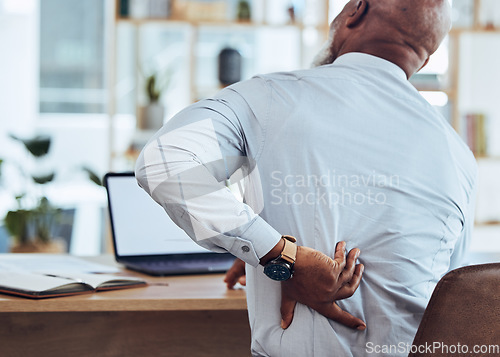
0, 134, 102, 253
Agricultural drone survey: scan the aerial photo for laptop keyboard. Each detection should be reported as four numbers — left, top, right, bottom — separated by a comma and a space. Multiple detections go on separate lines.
128, 256, 234, 275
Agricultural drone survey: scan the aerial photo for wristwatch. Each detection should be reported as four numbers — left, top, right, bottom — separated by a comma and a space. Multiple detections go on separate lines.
263, 235, 297, 281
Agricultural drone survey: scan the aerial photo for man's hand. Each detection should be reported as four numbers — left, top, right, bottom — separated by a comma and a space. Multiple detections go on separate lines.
223, 241, 365, 330
224, 258, 246, 289
280, 241, 365, 330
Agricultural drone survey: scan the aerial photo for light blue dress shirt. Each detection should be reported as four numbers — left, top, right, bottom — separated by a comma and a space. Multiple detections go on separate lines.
135, 53, 477, 357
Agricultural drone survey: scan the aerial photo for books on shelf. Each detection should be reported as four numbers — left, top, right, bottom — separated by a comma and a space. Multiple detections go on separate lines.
464, 113, 488, 157
123, 0, 171, 19
177, 0, 228, 22
0, 271, 147, 299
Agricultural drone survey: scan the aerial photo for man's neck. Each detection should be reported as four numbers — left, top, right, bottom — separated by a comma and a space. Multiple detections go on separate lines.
336, 42, 425, 80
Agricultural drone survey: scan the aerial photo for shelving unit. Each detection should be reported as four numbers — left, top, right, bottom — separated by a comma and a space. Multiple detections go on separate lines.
106, 0, 500, 229
448, 36, 500, 137
104, 0, 500, 254
448, 0, 500, 229
444, 0, 500, 136
108, 0, 331, 170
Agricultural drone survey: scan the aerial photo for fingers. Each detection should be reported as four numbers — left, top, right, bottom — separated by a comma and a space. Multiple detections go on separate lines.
224, 259, 246, 289
280, 288, 297, 330
339, 248, 360, 284
238, 275, 246, 286
335, 264, 364, 300
316, 302, 366, 331
279, 243, 365, 331
332, 241, 347, 271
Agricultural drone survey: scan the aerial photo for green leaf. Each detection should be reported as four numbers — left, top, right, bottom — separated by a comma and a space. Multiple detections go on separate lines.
32, 172, 55, 185
37, 196, 52, 211
10, 134, 52, 157
5, 209, 31, 243
82, 166, 103, 186
30, 197, 60, 242
146, 74, 161, 102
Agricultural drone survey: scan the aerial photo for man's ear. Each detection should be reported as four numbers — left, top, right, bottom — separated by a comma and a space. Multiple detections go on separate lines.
346, 0, 368, 28
417, 57, 430, 72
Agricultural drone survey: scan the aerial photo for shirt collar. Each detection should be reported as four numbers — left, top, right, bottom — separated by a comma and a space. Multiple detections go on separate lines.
331, 52, 408, 81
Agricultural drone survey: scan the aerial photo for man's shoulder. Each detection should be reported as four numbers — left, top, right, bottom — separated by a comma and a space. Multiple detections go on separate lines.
257, 68, 312, 81
225, 67, 332, 102
222, 69, 313, 102
237, 66, 331, 87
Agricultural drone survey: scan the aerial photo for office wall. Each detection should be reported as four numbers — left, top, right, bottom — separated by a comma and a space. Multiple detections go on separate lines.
0, 2, 39, 217
0, 3, 38, 154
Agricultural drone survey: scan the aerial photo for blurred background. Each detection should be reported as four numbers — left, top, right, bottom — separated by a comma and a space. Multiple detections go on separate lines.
0, 0, 499, 257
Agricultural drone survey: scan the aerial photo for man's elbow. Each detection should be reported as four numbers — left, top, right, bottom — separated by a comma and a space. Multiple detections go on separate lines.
134, 139, 174, 197
134, 148, 149, 193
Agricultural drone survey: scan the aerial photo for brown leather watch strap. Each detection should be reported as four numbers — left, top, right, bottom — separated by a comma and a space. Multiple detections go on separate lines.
280, 235, 297, 264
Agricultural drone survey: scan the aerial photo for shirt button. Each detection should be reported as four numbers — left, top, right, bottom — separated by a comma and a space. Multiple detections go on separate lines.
241, 245, 250, 253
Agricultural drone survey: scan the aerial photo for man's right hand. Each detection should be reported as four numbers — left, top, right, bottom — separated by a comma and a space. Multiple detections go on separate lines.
280, 241, 365, 330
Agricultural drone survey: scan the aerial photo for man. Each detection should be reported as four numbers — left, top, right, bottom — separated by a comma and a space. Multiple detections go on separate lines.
135, 0, 477, 355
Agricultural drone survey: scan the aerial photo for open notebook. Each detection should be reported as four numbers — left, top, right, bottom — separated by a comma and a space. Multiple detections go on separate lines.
104, 172, 235, 276
0, 271, 146, 299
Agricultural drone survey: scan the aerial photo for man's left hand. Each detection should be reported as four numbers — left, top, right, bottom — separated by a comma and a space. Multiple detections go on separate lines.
224, 258, 246, 289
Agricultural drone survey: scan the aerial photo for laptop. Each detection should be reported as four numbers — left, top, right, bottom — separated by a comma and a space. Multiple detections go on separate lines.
104, 172, 235, 276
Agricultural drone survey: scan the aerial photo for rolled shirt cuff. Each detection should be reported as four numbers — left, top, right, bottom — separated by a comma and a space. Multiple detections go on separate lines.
229, 216, 282, 267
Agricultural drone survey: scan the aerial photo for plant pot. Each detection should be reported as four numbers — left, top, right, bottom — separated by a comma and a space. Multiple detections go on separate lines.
138, 103, 165, 130
10, 238, 67, 253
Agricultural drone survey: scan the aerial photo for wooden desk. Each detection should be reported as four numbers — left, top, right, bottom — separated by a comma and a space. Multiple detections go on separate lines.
0, 256, 251, 357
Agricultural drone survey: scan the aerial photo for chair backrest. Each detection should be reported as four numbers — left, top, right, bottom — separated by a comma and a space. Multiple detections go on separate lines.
409, 263, 500, 357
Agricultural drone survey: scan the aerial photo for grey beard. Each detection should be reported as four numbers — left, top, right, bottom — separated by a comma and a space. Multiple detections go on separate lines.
311, 39, 335, 68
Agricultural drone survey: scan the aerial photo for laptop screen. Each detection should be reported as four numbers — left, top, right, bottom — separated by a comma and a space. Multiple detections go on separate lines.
105, 173, 209, 256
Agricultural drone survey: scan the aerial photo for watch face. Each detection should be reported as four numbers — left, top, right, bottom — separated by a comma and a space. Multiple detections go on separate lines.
264, 263, 292, 281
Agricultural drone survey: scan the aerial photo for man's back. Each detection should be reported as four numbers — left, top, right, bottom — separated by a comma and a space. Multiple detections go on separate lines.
135, 1, 472, 355
226, 53, 476, 356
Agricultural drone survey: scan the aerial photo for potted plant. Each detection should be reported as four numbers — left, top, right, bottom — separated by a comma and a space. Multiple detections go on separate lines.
0, 134, 102, 253
138, 65, 174, 130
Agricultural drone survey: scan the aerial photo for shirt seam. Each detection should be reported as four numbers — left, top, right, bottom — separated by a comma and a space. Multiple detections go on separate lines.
225, 77, 272, 164
253, 76, 273, 164
428, 223, 448, 295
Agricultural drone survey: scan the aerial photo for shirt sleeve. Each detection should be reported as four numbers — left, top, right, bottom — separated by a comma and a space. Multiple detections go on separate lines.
134, 78, 282, 267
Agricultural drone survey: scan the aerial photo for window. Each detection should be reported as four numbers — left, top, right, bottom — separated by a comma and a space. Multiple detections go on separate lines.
39, 0, 106, 113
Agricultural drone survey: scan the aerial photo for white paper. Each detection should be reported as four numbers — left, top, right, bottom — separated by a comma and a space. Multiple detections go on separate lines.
0, 254, 120, 274
0, 271, 83, 293
38, 272, 145, 289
